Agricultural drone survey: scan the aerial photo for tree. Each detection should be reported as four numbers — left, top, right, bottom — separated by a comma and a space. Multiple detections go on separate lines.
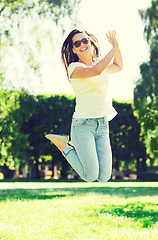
1, 91, 145, 179
0, 0, 80, 18
110, 101, 146, 178
0, 89, 36, 178
21, 94, 75, 179
134, 0, 158, 164
0, 0, 81, 91
0, 0, 81, 178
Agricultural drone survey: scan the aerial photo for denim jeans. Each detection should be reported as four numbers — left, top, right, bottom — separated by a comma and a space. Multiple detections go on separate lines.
62, 117, 112, 182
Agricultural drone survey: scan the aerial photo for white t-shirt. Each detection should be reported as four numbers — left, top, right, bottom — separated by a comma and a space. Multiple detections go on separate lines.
68, 62, 117, 121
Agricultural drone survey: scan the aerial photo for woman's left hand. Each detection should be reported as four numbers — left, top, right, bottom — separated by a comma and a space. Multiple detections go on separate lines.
106, 30, 119, 49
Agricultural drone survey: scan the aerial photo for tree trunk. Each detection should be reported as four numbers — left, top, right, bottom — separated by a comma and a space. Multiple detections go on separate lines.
1, 163, 14, 179
34, 161, 40, 179
136, 157, 141, 179
141, 155, 147, 172
61, 160, 68, 179
32, 154, 40, 179
115, 157, 119, 171
51, 159, 55, 178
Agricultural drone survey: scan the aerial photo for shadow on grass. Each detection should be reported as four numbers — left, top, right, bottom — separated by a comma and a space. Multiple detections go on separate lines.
1, 184, 157, 229
93, 202, 158, 228
0, 186, 157, 202
0, 189, 68, 201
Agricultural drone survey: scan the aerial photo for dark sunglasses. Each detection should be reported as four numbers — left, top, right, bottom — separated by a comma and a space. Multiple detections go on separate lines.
73, 38, 89, 48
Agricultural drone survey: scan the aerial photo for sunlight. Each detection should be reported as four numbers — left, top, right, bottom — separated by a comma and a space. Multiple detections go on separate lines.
41, 0, 151, 100
2, 0, 151, 100
76, 0, 151, 100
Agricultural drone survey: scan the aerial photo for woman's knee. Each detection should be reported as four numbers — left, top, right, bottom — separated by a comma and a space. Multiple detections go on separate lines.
84, 171, 99, 182
98, 173, 112, 183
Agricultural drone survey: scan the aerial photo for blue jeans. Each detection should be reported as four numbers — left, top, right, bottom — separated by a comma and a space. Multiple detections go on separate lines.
62, 117, 112, 182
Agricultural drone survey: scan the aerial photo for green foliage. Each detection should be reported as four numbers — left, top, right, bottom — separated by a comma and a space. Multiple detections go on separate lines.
0, 0, 80, 19
134, 0, 158, 161
0, 0, 25, 15
0, 91, 146, 179
0, 90, 34, 170
139, 0, 158, 43
111, 101, 146, 174
0, 89, 20, 167
0, 0, 81, 178
139, 171, 158, 181
0, 0, 81, 92
0, 90, 75, 178
24, 94, 75, 178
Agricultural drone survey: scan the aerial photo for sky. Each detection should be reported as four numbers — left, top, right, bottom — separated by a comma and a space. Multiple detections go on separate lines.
41, 0, 151, 101
77, 0, 151, 100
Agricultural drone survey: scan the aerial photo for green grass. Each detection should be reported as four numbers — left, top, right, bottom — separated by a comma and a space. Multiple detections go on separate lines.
0, 181, 157, 240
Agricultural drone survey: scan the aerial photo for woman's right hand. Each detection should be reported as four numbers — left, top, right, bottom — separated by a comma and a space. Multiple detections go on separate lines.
106, 30, 119, 49
70, 30, 120, 79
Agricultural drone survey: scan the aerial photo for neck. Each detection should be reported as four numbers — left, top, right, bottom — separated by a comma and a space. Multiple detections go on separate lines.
78, 57, 94, 66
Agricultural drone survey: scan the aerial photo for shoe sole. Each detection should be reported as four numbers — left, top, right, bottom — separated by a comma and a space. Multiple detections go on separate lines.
45, 134, 69, 144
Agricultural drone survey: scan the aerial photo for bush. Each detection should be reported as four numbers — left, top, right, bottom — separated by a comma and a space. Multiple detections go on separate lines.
0, 172, 4, 180
138, 171, 158, 181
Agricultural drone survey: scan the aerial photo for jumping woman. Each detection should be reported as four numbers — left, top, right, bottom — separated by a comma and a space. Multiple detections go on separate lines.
45, 29, 123, 182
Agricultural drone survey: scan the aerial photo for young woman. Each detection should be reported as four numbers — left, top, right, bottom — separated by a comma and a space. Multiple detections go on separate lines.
46, 29, 123, 182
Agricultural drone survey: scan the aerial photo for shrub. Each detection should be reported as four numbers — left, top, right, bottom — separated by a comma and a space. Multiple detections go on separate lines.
138, 171, 158, 181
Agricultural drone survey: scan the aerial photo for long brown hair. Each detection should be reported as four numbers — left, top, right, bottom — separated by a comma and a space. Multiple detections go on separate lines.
61, 29, 101, 77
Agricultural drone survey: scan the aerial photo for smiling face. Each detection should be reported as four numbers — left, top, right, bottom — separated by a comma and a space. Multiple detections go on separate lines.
72, 32, 93, 63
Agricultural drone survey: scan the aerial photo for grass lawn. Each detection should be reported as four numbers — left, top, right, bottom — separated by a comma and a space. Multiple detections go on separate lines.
0, 181, 157, 240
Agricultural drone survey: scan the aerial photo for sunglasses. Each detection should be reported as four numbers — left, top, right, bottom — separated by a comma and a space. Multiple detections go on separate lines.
73, 38, 89, 48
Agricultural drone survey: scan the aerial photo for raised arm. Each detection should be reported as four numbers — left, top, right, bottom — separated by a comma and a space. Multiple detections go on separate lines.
106, 32, 123, 74
70, 31, 122, 79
